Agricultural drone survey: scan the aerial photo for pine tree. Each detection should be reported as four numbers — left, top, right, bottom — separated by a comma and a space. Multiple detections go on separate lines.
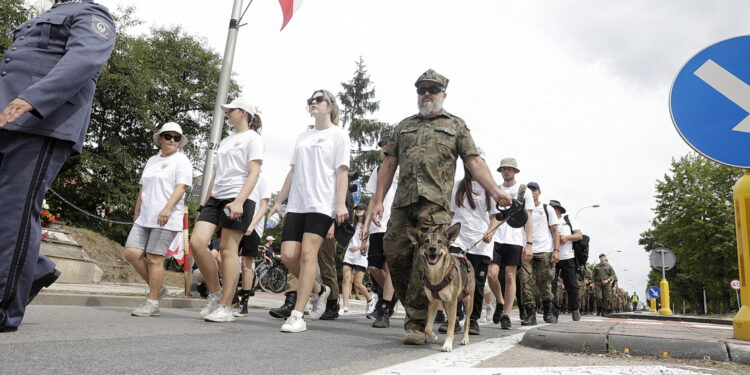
338, 57, 391, 182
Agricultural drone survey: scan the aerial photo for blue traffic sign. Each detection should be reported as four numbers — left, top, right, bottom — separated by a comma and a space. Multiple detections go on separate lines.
648, 286, 661, 299
670, 36, 750, 168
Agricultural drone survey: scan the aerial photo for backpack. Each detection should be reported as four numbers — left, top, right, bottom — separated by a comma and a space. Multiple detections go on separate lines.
563, 215, 590, 266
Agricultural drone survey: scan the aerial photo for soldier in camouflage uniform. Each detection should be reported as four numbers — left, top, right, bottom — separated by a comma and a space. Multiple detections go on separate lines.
369, 69, 512, 345
592, 254, 617, 316
578, 266, 590, 313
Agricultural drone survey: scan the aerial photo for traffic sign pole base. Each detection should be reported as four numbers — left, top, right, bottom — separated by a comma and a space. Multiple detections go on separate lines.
734, 306, 750, 340
659, 278, 673, 316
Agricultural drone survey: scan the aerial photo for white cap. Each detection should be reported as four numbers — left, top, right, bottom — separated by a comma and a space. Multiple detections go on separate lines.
153, 122, 188, 148
266, 236, 275, 241
221, 97, 260, 117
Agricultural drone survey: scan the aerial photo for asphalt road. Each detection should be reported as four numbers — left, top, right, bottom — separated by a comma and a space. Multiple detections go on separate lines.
3, 305, 746, 375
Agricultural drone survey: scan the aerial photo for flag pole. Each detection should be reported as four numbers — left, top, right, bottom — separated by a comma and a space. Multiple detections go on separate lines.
199, 0, 246, 204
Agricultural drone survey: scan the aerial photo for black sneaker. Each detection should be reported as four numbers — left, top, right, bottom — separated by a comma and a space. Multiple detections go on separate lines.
572, 309, 581, 321
438, 320, 462, 333
500, 315, 511, 329
373, 311, 390, 328
434, 310, 446, 323
492, 303, 504, 324
468, 319, 480, 335
319, 299, 340, 320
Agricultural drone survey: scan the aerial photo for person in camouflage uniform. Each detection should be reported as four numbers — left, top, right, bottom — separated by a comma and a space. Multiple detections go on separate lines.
592, 254, 617, 316
369, 69, 512, 345
578, 266, 590, 313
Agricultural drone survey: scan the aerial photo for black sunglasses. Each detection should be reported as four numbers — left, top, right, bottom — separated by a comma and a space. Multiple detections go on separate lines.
307, 95, 327, 106
416, 86, 445, 95
160, 133, 182, 142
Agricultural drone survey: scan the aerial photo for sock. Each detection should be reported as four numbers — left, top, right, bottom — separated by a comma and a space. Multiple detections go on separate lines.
147, 299, 158, 305
291, 310, 303, 318
380, 300, 390, 310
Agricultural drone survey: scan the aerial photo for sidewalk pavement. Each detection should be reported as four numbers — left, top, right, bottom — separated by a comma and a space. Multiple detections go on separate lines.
521, 312, 750, 365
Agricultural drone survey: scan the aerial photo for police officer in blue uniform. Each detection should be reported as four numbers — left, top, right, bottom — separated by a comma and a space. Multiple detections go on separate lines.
0, 0, 116, 332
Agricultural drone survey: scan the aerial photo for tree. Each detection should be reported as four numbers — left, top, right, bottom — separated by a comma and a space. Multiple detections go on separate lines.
639, 153, 743, 314
338, 57, 391, 182
49, 8, 240, 243
0, 0, 27, 54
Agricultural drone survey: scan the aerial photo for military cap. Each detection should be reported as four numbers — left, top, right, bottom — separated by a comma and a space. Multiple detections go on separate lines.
414, 69, 449, 88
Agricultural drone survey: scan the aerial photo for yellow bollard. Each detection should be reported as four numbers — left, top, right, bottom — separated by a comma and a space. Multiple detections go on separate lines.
650, 298, 656, 312
733, 170, 750, 340
659, 278, 673, 316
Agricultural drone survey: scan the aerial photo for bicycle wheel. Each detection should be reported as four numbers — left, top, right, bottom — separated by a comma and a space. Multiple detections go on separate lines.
267, 265, 288, 293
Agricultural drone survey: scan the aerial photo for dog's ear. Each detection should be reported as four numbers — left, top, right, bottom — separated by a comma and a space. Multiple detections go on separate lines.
407, 226, 422, 246
445, 223, 461, 243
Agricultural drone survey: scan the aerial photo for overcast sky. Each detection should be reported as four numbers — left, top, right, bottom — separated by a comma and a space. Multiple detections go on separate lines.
56, 0, 750, 298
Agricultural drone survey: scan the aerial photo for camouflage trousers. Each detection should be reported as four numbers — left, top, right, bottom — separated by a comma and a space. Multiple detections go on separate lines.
283, 238, 339, 300
519, 252, 554, 305
384, 197, 451, 332
595, 282, 612, 310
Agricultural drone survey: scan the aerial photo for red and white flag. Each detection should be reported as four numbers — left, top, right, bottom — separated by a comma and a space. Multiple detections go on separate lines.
165, 232, 185, 266
278, 0, 303, 31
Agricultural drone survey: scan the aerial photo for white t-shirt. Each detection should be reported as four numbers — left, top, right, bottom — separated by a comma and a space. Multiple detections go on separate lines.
365, 166, 398, 234
493, 182, 534, 246
557, 214, 581, 261
249, 174, 271, 237
211, 129, 264, 200
287, 126, 351, 217
450, 180, 494, 258
343, 224, 368, 268
135, 152, 193, 232
531, 202, 559, 253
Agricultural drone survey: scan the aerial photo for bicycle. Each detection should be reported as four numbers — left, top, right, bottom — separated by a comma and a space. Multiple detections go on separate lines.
254, 247, 288, 293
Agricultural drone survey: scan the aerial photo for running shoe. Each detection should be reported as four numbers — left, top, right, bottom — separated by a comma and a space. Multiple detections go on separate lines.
204, 304, 236, 322
131, 300, 159, 317
200, 291, 221, 318
308, 285, 330, 320
281, 310, 307, 333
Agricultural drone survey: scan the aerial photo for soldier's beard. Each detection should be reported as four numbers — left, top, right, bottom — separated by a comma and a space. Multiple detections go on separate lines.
418, 97, 444, 117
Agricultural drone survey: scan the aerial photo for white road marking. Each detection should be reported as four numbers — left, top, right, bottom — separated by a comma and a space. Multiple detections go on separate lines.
621, 320, 664, 325
691, 324, 733, 330
694, 58, 750, 133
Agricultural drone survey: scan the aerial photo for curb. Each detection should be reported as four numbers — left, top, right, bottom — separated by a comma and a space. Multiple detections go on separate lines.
520, 325, 750, 365
608, 312, 732, 326
31, 293, 205, 309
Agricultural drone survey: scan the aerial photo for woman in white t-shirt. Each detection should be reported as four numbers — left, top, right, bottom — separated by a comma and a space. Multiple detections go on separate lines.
448, 166, 497, 335
268, 89, 351, 333
340, 205, 374, 315
235, 173, 271, 316
124, 122, 193, 317
189, 97, 264, 323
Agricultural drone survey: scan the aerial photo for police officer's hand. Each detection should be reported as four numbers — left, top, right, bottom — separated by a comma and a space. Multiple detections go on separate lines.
157, 207, 171, 227
225, 200, 243, 220
0, 98, 33, 128
491, 190, 513, 207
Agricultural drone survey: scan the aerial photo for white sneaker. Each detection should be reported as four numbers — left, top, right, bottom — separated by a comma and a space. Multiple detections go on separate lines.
200, 291, 221, 318
339, 307, 350, 315
158, 286, 169, 299
131, 300, 160, 317
367, 298, 377, 314
308, 285, 330, 320
204, 304, 236, 322
281, 310, 306, 333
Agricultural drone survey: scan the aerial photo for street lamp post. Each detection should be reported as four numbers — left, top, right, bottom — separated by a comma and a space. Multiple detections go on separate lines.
575, 204, 600, 219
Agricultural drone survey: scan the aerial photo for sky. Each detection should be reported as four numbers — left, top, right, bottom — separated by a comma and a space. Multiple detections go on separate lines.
35, 0, 750, 298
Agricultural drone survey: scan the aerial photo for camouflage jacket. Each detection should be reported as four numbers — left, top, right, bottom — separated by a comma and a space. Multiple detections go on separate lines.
592, 262, 616, 284
383, 109, 479, 210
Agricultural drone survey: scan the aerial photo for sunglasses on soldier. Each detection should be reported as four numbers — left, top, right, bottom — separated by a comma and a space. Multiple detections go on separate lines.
160, 133, 182, 142
416, 86, 445, 95
306, 95, 327, 106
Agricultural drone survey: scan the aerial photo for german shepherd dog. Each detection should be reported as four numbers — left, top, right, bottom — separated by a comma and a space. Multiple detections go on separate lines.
408, 223, 476, 352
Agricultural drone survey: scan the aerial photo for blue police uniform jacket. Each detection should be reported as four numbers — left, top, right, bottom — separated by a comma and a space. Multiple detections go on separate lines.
0, 0, 116, 153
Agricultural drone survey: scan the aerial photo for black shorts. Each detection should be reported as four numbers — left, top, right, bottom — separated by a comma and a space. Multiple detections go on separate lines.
343, 262, 366, 273
238, 230, 260, 257
367, 232, 386, 269
197, 197, 256, 232
492, 242, 523, 267
281, 212, 334, 242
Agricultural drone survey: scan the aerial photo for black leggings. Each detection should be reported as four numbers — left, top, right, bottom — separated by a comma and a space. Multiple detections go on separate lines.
553, 258, 579, 311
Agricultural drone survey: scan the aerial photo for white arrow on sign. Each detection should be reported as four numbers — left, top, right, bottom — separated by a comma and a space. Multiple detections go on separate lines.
694, 59, 750, 133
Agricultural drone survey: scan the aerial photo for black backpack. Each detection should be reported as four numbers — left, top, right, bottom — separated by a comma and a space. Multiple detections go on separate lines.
563, 215, 590, 265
